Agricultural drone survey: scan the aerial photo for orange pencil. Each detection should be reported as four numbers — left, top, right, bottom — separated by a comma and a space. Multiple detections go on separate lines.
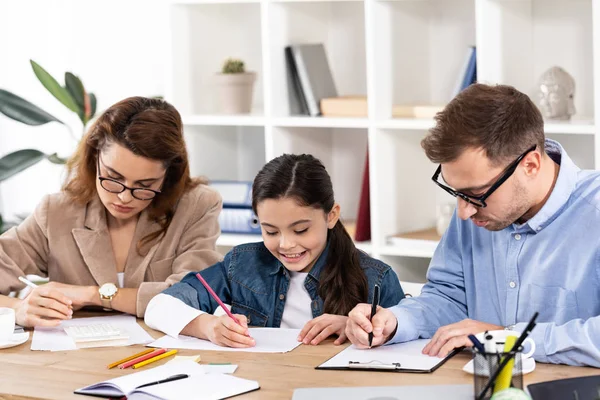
132, 349, 178, 369
119, 348, 166, 369
107, 349, 154, 369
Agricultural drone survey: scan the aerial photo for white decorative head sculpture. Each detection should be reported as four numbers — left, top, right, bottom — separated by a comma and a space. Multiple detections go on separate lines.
537, 66, 575, 120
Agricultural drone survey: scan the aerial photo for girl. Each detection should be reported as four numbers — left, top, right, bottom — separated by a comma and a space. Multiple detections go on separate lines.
145, 154, 404, 347
0, 97, 223, 327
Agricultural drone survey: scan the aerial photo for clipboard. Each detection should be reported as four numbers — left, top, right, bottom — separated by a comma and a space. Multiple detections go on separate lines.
316, 339, 463, 373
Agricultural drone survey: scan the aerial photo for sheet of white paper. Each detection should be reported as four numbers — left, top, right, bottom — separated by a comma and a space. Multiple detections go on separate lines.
319, 339, 446, 371
164, 357, 238, 373
31, 315, 154, 351
148, 328, 302, 353
130, 370, 259, 400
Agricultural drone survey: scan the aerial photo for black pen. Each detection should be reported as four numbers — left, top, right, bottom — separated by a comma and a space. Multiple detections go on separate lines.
368, 284, 380, 347
135, 373, 189, 389
476, 312, 539, 400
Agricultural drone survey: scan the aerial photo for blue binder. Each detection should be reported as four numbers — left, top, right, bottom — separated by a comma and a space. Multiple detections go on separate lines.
210, 181, 261, 235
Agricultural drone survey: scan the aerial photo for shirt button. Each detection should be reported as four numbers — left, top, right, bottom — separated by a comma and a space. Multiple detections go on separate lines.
279, 294, 285, 300
536, 227, 542, 231
247, 317, 251, 324
509, 281, 516, 288
514, 234, 522, 240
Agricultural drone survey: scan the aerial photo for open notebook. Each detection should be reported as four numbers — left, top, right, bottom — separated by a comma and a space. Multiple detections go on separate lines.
74, 361, 259, 400
317, 339, 459, 373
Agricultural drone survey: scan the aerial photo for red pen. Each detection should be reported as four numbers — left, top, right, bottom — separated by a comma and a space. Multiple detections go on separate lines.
195, 273, 242, 326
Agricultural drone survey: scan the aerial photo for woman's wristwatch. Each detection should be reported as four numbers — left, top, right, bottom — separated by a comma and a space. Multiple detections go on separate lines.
99, 283, 118, 310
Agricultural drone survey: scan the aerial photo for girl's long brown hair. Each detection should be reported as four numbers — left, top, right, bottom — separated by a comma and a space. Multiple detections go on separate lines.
62, 96, 203, 254
251, 154, 368, 315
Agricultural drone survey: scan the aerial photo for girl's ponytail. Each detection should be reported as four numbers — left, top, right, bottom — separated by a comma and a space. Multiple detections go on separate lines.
319, 221, 368, 315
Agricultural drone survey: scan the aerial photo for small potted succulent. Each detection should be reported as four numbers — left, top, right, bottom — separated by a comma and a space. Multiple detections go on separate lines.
214, 58, 256, 114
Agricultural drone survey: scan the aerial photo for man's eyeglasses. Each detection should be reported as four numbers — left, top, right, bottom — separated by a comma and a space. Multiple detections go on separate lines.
431, 144, 537, 208
97, 156, 161, 201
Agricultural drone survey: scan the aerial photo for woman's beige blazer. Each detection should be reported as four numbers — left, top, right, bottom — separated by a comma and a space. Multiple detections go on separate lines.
0, 184, 223, 317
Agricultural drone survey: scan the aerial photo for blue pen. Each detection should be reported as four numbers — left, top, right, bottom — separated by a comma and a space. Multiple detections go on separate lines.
468, 334, 485, 353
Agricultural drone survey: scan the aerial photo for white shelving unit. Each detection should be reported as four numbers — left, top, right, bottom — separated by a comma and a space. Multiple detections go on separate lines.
166, 0, 599, 282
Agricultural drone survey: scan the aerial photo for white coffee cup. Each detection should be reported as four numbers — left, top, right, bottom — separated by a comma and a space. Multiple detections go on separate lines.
0, 307, 15, 342
475, 329, 536, 359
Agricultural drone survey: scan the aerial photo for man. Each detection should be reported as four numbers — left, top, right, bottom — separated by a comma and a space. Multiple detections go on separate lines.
346, 83, 600, 367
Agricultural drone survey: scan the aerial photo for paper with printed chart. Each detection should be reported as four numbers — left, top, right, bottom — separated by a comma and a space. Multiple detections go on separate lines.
149, 328, 302, 353
31, 314, 154, 351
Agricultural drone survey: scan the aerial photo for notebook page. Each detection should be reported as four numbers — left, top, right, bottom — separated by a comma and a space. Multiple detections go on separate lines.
319, 339, 445, 371
75, 361, 204, 397
130, 373, 259, 400
148, 328, 301, 353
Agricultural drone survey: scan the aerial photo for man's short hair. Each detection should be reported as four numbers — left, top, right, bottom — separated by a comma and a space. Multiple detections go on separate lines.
421, 83, 545, 167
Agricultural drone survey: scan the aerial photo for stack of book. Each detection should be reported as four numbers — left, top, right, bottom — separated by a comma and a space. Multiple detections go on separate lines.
285, 43, 338, 116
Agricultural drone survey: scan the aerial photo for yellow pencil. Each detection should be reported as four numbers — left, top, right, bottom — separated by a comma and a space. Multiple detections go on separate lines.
493, 336, 517, 393
107, 348, 154, 369
132, 349, 178, 369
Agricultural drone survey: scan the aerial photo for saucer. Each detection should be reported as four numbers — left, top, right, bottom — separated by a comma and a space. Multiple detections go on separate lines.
0, 332, 29, 349
463, 357, 536, 375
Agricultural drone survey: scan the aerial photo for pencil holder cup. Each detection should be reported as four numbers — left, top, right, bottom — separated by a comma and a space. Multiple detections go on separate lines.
472, 350, 523, 400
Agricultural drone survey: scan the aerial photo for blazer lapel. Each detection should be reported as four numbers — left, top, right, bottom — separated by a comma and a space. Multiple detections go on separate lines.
123, 210, 162, 288
72, 196, 118, 286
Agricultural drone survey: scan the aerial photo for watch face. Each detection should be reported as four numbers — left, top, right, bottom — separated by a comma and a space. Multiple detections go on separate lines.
100, 283, 118, 297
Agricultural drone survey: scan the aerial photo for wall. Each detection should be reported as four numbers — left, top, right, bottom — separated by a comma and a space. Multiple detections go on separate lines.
0, 0, 167, 219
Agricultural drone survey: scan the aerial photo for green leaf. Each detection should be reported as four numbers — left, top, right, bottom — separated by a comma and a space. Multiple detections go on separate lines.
65, 72, 86, 123
89, 93, 97, 119
30, 60, 79, 113
0, 89, 63, 126
48, 153, 68, 164
0, 149, 48, 182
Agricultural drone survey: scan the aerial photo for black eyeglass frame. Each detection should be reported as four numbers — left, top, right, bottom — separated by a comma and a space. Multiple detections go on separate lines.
96, 156, 162, 201
431, 144, 537, 208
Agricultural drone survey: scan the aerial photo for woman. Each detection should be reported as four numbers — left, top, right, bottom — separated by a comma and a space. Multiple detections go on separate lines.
0, 97, 223, 327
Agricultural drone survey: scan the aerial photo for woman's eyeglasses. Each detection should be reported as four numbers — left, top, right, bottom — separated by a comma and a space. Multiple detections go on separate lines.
97, 156, 161, 201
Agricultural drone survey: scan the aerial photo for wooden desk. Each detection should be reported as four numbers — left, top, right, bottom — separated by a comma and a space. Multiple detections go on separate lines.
0, 319, 598, 400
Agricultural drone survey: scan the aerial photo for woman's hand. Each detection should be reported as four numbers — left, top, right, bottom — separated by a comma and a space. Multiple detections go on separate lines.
298, 314, 348, 345
15, 284, 74, 327
200, 313, 256, 348
39, 282, 99, 311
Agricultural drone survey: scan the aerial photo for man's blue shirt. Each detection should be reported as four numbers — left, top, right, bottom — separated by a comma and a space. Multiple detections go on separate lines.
389, 139, 600, 367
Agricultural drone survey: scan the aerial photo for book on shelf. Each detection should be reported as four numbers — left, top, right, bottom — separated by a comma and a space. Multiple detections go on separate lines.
285, 43, 338, 116
285, 46, 309, 115
387, 228, 442, 246
354, 148, 371, 242
451, 46, 477, 99
320, 96, 444, 119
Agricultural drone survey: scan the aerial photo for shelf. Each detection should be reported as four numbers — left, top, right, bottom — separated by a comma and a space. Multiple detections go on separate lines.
381, 228, 441, 258
375, 118, 436, 130
543, 119, 595, 135
170, 0, 259, 4
216, 233, 373, 254
271, 116, 369, 128
216, 233, 263, 247
182, 114, 265, 126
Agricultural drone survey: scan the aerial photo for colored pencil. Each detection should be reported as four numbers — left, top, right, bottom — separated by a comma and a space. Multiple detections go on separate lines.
107, 348, 154, 369
132, 349, 178, 369
119, 348, 166, 369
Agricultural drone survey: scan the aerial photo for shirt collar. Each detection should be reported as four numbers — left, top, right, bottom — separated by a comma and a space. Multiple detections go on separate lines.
518, 138, 579, 233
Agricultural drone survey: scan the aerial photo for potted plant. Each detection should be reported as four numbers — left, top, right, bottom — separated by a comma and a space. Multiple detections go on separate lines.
214, 58, 256, 114
0, 60, 97, 232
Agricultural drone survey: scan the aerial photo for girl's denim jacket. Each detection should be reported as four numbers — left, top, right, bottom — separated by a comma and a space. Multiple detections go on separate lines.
162, 242, 405, 327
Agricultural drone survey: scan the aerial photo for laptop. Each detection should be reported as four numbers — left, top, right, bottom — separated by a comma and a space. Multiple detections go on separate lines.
292, 384, 473, 400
